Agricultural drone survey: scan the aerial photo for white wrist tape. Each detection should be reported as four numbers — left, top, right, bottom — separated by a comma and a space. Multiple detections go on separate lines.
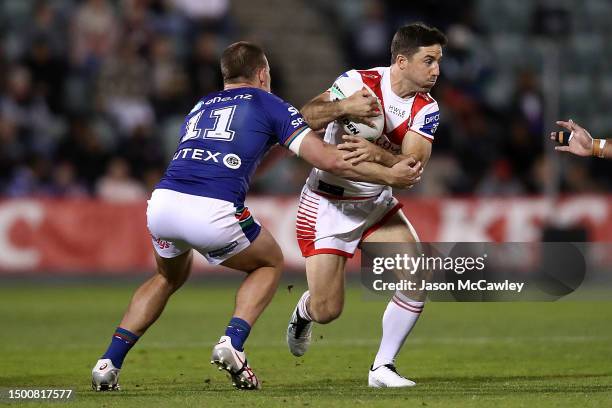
598, 139, 607, 158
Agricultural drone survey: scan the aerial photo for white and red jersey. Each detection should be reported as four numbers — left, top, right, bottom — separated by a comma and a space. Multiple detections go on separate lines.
306, 67, 440, 198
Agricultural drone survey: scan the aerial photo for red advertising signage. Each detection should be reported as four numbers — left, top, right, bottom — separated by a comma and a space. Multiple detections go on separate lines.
1, 196, 611, 274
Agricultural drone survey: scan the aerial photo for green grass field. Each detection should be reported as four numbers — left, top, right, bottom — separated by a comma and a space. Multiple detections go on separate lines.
1, 279, 611, 407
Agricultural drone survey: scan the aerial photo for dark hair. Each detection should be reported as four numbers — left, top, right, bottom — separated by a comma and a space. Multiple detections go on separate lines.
390, 23, 447, 63
220, 41, 267, 84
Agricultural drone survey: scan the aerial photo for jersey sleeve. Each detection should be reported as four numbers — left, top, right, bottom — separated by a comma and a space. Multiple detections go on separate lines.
409, 100, 440, 141
261, 93, 311, 154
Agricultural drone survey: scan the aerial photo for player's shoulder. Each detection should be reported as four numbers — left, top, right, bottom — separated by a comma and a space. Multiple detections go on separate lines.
251, 88, 289, 108
410, 92, 440, 136
197, 88, 260, 109
342, 67, 387, 83
414, 92, 438, 113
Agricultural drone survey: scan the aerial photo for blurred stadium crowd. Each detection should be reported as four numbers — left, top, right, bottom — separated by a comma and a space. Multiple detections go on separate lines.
0, 0, 610, 201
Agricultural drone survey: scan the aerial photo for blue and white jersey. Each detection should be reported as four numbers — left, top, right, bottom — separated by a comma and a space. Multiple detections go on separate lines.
157, 87, 310, 205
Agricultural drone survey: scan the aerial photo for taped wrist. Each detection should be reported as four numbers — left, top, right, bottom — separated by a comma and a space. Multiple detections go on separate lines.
593, 139, 607, 158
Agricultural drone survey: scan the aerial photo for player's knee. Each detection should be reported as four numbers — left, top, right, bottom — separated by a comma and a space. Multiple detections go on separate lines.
263, 243, 284, 276
309, 298, 343, 324
269, 245, 284, 269
154, 251, 192, 292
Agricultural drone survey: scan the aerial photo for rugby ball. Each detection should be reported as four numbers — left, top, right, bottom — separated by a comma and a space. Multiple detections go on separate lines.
329, 76, 384, 141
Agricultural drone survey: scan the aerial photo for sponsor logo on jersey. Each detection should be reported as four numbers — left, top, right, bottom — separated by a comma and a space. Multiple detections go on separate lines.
374, 136, 401, 154
421, 111, 440, 135
172, 148, 242, 170
223, 153, 242, 169
208, 241, 239, 258
173, 148, 222, 163
204, 93, 253, 105
388, 105, 406, 118
154, 237, 171, 250
291, 117, 305, 128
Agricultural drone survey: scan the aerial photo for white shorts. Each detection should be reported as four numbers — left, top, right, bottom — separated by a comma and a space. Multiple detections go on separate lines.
296, 185, 402, 258
147, 189, 261, 264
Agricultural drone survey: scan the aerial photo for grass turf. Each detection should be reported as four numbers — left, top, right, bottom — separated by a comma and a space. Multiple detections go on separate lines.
0, 280, 611, 407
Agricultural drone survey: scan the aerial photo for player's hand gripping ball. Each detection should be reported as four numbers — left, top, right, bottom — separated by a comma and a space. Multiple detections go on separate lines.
329, 76, 384, 142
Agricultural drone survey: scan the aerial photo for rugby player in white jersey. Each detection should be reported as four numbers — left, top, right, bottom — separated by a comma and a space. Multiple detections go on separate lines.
90, 41, 423, 392
286, 23, 447, 387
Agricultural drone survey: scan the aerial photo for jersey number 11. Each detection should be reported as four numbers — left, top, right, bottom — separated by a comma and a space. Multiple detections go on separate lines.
181, 105, 237, 143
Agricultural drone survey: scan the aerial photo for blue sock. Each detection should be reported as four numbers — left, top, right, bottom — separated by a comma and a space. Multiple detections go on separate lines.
224, 317, 251, 351
101, 327, 140, 368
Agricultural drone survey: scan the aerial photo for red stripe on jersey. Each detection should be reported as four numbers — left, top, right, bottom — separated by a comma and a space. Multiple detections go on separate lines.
298, 205, 318, 214
303, 192, 322, 203
386, 118, 410, 146
296, 214, 316, 223
300, 200, 319, 211
300, 196, 319, 206
408, 93, 433, 127
297, 209, 318, 218
296, 215, 315, 224
408, 93, 434, 131
299, 206, 318, 214
297, 205, 317, 213
296, 226, 315, 232
357, 70, 386, 133
386, 93, 433, 146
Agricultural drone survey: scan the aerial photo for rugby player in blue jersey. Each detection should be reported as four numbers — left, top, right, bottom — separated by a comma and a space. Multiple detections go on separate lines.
91, 41, 422, 391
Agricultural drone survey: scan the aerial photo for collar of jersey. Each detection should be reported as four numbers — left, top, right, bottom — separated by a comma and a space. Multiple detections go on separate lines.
382, 67, 415, 104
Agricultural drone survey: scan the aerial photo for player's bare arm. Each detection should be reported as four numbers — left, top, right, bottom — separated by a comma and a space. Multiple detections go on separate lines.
301, 89, 380, 131
297, 131, 422, 188
401, 131, 432, 167
551, 119, 611, 159
337, 130, 432, 168
338, 135, 413, 167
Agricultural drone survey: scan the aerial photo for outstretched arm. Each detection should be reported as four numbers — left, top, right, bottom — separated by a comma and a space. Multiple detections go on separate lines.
551, 119, 611, 159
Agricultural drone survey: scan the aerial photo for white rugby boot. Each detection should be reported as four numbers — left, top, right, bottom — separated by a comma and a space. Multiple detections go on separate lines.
368, 364, 416, 388
210, 336, 260, 390
286, 303, 312, 357
91, 358, 121, 391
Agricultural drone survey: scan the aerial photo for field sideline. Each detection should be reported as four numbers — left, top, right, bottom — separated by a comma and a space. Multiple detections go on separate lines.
1, 280, 611, 407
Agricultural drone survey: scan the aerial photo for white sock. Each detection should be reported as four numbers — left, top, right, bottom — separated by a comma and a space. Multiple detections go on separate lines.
372, 291, 423, 370
297, 290, 312, 321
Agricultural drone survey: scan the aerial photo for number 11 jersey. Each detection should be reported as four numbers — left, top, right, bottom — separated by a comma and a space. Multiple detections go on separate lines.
157, 87, 310, 205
